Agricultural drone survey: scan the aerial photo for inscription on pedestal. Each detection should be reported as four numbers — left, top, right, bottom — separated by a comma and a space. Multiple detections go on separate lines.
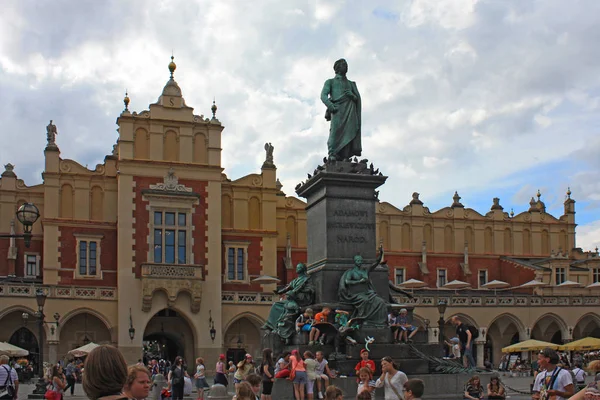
329, 210, 374, 245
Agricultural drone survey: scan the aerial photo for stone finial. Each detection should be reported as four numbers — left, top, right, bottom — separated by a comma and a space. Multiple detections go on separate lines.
537, 189, 541, 200
168, 55, 176, 79
491, 197, 503, 210
451, 191, 464, 208
46, 120, 58, 148
124, 90, 130, 111
2, 163, 16, 178
276, 178, 283, 191
566, 187, 571, 199
510, 208, 514, 218
262, 142, 275, 168
211, 99, 218, 120
410, 192, 423, 205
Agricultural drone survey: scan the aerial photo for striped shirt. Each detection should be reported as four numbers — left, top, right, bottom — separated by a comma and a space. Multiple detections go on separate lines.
0, 364, 18, 388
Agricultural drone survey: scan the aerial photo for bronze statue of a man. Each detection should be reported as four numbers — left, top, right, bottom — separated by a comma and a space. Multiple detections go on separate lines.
320, 59, 362, 161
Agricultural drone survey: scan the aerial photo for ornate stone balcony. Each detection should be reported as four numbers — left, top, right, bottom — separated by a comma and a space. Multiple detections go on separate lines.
392, 293, 600, 307
140, 263, 205, 314
221, 291, 276, 304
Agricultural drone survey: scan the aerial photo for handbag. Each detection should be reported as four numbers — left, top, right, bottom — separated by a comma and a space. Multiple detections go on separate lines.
44, 390, 56, 400
288, 358, 299, 381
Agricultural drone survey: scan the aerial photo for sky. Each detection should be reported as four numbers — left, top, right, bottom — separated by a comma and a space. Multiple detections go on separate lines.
1, 0, 599, 251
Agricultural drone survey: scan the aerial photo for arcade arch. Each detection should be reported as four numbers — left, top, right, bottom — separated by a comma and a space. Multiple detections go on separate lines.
531, 313, 568, 344
485, 313, 526, 366
223, 313, 264, 362
573, 313, 600, 339
143, 308, 196, 368
0, 308, 42, 368
58, 311, 112, 359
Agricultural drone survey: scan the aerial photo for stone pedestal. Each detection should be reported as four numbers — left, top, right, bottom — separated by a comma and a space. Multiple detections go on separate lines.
296, 160, 387, 305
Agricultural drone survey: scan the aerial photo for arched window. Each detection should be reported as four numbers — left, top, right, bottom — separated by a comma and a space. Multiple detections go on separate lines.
221, 195, 232, 229
523, 229, 531, 255
401, 223, 412, 250
193, 133, 208, 164
248, 197, 261, 230
134, 128, 149, 159
379, 221, 390, 250
465, 226, 474, 251
424, 224, 433, 251
90, 186, 103, 221
541, 230, 550, 255
503, 228, 512, 254
444, 225, 454, 252
163, 130, 179, 161
559, 230, 567, 253
286, 216, 297, 246
484, 227, 493, 254
60, 184, 74, 218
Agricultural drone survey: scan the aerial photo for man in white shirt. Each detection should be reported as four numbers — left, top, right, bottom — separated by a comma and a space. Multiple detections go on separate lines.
532, 348, 573, 400
572, 363, 587, 391
0, 355, 19, 400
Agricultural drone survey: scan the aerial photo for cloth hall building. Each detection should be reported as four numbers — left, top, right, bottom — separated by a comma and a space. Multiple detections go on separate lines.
1, 60, 599, 370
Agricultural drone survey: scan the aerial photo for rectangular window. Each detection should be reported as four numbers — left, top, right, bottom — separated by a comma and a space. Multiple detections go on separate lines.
479, 270, 488, 287
26, 255, 37, 277
226, 246, 247, 281
395, 268, 405, 285
555, 267, 566, 285
78, 240, 98, 276
437, 269, 447, 287
593, 268, 600, 283
153, 211, 187, 265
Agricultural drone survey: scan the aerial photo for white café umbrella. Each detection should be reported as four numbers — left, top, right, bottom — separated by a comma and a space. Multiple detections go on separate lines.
442, 280, 471, 290
518, 280, 548, 289
586, 282, 600, 289
0, 342, 29, 357
557, 280, 582, 288
68, 342, 99, 358
481, 280, 510, 294
398, 278, 428, 289
251, 275, 281, 284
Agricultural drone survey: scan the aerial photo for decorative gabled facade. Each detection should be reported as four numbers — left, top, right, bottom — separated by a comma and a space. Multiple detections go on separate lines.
0, 59, 599, 370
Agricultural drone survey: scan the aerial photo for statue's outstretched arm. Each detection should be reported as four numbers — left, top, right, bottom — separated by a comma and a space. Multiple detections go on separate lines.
368, 245, 384, 273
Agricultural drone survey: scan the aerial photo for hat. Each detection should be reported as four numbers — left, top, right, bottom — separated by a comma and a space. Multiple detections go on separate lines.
219, 354, 225, 360
245, 353, 252, 359
400, 308, 408, 313
360, 349, 369, 354
450, 337, 460, 344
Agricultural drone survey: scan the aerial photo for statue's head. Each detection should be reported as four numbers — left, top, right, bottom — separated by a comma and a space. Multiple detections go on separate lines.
333, 58, 348, 75
353, 255, 363, 267
296, 263, 307, 274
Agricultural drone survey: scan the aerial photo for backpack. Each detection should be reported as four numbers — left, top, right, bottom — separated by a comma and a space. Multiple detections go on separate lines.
467, 325, 480, 339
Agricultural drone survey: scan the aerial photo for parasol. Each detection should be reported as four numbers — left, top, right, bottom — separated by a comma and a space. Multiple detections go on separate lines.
398, 279, 428, 289
442, 280, 471, 290
0, 342, 29, 357
557, 280, 582, 288
559, 337, 600, 351
68, 342, 99, 358
502, 339, 559, 353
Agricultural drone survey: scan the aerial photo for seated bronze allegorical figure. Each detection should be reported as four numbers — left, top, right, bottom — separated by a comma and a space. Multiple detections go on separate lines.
262, 263, 315, 341
338, 246, 388, 328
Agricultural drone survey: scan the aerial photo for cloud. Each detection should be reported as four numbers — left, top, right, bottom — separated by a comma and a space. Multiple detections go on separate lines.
1, 0, 600, 251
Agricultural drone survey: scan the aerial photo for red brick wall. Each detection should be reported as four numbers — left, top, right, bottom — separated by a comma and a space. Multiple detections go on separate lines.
0, 237, 43, 278
58, 225, 117, 286
132, 177, 208, 278
384, 254, 536, 287
276, 249, 307, 285
222, 235, 262, 291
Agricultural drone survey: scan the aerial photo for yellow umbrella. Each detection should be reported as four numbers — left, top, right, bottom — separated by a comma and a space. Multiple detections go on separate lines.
559, 337, 600, 351
502, 339, 559, 353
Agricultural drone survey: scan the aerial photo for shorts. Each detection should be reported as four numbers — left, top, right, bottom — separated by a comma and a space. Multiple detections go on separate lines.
293, 371, 308, 385
233, 377, 243, 384
301, 324, 312, 332
262, 381, 274, 395
195, 377, 209, 389
316, 374, 328, 381
401, 325, 416, 332
306, 379, 315, 394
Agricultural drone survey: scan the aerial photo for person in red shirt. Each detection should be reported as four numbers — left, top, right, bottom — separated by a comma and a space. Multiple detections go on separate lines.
309, 307, 331, 345
354, 349, 376, 376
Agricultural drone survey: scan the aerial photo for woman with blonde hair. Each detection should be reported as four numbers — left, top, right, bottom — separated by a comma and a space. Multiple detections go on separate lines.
233, 381, 255, 400
82, 345, 128, 400
123, 365, 151, 400
194, 357, 210, 400
568, 359, 600, 400
325, 385, 343, 400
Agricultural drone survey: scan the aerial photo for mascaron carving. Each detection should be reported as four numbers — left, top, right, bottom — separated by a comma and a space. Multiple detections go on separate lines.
150, 168, 192, 193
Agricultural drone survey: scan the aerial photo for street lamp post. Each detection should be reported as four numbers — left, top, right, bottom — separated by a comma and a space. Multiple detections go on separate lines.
0, 203, 40, 247
24, 289, 60, 399
437, 300, 448, 353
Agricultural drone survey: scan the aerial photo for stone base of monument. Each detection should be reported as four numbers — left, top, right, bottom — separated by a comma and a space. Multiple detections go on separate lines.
270, 372, 489, 399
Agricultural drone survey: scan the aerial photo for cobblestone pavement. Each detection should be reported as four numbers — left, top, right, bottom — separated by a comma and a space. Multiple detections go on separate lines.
15, 374, 593, 399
